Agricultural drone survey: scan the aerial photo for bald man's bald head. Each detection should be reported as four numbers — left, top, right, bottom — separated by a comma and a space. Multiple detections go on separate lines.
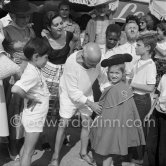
83, 42, 101, 65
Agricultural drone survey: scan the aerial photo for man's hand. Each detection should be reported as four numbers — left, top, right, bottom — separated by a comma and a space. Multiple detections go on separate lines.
86, 100, 102, 115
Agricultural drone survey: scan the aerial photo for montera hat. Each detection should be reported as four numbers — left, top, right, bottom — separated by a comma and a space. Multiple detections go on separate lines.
101, 53, 132, 67
3, 0, 37, 15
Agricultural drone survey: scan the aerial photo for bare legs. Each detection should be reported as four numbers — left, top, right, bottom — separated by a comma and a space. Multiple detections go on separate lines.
50, 114, 93, 166
49, 118, 69, 166
20, 132, 40, 166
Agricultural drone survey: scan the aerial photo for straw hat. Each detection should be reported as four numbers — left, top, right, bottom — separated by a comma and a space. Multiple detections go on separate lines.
3, 0, 37, 15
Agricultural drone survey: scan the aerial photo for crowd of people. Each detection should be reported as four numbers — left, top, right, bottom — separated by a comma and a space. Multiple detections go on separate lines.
0, 0, 166, 166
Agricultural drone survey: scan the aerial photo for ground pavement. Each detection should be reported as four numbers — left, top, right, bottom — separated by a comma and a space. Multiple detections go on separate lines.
0, 115, 135, 166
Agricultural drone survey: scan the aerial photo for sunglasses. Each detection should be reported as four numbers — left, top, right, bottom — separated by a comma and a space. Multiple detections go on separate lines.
140, 21, 145, 25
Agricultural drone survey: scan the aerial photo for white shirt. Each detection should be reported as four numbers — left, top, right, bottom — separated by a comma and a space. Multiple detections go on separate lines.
131, 59, 156, 95
0, 14, 11, 27
59, 51, 109, 110
118, 42, 140, 77
157, 74, 166, 112
155, 41, 166, 60
104, 47, 121, 59
15, 63, 50, 118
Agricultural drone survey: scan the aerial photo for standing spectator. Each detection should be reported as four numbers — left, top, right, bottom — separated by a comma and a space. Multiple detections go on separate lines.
130, 33, 157, 165
114, 21, 140, 83
0, 23, 9, 142
83, 0, 115, 54
49, 43, 108, 166
139, 16, 149, 35
139, 15, 157, 36
119, 14, 140, 46
58, 1, 81, 53
104, 23, 121, 58
77, 14, 91, 46
154, 22, 166, 85
11, 37, 50, 166
145, 72, 166, 166
41, 12, 73, 115
2, 0, 36, 160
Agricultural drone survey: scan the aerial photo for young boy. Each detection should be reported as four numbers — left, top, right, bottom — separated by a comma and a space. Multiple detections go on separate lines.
11, 37, 50, 166
130, 33, 157, 164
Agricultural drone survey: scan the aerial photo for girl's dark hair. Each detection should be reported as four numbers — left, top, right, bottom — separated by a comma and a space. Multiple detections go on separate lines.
23, 37, 50, 60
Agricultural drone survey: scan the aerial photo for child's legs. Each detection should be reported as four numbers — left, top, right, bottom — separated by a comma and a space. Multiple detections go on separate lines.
144, 110, 159, 166
20, 132, 40, 166
133, 94, 151, 138
132, 94, 151, 161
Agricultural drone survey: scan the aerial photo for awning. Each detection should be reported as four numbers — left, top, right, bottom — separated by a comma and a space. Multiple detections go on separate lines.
68, 0, 119, 9
149, 0, 166, 20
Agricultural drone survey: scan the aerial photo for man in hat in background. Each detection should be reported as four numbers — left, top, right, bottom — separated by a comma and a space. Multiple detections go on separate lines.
58, 1, 81, 53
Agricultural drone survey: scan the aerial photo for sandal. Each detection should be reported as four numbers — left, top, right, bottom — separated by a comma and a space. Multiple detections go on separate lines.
48, 158, 59, 166
79, 153, 96, 166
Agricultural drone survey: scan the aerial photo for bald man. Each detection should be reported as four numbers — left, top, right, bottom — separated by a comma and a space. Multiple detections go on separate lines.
49, 43, 109, 166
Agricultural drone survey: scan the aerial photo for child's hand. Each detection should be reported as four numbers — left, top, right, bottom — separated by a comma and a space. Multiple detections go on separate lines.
27, 95, 42, 111
144, 113, 151, 122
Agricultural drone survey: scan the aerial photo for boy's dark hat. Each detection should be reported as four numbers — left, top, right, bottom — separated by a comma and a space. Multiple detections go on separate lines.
3, 0, 37, 15
101, 53, 132, 67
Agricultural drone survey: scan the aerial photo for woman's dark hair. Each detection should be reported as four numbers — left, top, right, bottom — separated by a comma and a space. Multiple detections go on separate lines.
43, 11, 61, 30
23, 37, 50, 60
157, 22, 166, 36
146, 13, 160, 30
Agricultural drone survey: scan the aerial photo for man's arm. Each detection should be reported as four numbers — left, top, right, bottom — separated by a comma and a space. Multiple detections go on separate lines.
64, 70, 102, 114
97, 64, 110, 92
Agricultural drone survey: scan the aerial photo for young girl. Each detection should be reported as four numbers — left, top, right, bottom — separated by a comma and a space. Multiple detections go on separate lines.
90, 53, 145, 166
11, 37, 50, 166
